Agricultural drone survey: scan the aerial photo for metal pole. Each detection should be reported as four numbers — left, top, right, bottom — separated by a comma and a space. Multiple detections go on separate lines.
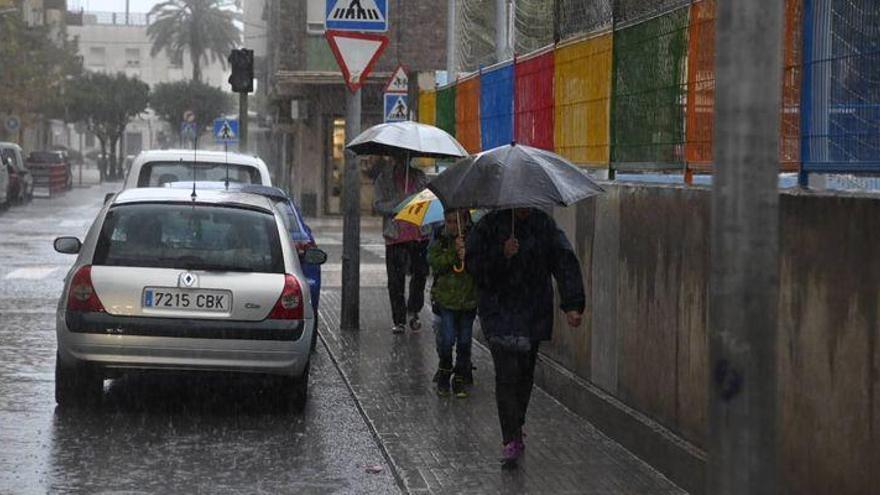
446, 0, 457, 78
341, 88, 362, 331
239, 92, 249, 153
709, 0, 782, 494
494, 0, 509, 62
78, 131, 83, 186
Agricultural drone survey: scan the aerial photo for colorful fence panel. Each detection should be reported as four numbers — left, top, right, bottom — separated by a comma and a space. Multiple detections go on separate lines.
514, 51, 555, 151
436, 85, 456, 137
684, 0, 716, 169
480, 64, 515, 150
418, 89, 437, 126
801, 0, 880, 172
555, 34, 613, 166
455, 76, 482, 153
611, 7, 689, 168
780, 0, 803, 171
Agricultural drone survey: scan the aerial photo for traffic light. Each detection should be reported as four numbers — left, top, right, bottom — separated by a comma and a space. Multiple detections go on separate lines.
228, 48, 254, 93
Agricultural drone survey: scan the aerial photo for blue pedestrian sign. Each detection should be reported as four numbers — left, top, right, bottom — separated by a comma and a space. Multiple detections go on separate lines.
384, 93, 408, 122
213, 118, 239, 144
326, 0, 388, 32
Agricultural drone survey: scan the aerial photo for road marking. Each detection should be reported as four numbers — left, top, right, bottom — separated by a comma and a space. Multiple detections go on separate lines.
4, 267, 58, 280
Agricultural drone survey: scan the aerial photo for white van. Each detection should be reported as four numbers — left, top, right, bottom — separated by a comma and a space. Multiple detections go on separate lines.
123, 150, 272, 190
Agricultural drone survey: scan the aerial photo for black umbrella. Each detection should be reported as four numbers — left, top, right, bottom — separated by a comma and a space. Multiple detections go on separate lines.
427, 142, 604, 212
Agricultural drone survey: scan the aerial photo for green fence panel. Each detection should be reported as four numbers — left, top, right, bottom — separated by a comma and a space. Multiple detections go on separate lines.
611, 7, 689, 168
436, 85, 457, 137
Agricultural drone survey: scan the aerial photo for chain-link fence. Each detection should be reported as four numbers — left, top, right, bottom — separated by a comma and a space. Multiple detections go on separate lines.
556, 0, 612, 40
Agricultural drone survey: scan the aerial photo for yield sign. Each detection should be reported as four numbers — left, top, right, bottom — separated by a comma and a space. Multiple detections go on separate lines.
325, 30, 389, 93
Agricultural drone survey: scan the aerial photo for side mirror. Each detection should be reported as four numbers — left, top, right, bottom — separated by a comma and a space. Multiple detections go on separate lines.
54, 236, 82, 254
303, 247, 328, 266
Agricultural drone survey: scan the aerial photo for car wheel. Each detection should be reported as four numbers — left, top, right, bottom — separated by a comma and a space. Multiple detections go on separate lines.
310, 315, 319, 353
55, 353, 103, 408
279, 361, 309, 413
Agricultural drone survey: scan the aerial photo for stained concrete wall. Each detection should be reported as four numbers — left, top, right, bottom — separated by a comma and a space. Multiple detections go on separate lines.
542, 183, 879, 494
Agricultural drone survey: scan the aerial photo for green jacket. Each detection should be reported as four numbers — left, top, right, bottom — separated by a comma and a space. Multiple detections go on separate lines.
428, 230, 478, 311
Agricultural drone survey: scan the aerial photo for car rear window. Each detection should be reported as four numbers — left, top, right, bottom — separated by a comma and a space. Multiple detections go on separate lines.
28, 152, 63, 163
93, 203, 284, 273
273, 200, 309, 241
137, 161, 261, 187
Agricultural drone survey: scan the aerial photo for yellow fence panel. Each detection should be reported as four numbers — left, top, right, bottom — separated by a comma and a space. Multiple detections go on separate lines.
418, 90, 437, 126
554, 33, 613, 166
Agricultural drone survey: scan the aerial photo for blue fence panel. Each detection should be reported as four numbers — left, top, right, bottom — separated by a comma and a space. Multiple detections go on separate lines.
480, 64, 515, 150
801, 0, 880, 173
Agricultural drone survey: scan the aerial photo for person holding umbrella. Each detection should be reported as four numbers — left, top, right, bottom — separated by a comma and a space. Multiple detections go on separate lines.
428, 142, 601, 466
427, 209, 477, 398
373, 155, 431, 334
347, 121, 469, 335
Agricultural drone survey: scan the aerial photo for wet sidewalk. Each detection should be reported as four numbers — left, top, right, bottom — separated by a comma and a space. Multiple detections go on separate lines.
318, 287, 686, 494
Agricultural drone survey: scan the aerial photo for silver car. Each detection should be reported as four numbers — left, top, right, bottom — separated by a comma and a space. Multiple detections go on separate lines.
53, 187, 325, 410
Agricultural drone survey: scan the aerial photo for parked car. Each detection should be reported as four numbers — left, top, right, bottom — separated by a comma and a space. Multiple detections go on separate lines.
123, 149, 272, 190
165, 182, 325, 349
53, 187, 323, 410
27, 150, 73, 190
0, 142, 33, 203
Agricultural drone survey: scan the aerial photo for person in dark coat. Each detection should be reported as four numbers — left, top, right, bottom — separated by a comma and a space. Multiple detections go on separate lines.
466, 207, 585, 464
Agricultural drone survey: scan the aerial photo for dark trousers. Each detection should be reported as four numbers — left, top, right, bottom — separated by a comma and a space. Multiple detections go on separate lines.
385, 240, 429, 325
435, 308, 476, 373
490, 343, 540, 444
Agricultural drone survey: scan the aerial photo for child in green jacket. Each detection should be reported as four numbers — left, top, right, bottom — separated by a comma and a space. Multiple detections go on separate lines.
427, 209, 478, 398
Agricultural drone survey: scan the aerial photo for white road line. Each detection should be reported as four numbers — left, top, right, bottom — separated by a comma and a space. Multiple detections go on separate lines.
4, 267, 58, 280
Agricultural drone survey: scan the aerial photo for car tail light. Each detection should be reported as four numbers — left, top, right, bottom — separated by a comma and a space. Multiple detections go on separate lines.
294, 240, 316, 256
67, 265, 106, 313
268, 274, 303, 320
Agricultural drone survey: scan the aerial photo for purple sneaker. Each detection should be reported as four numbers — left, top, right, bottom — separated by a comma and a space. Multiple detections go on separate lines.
501, 440, 524, 463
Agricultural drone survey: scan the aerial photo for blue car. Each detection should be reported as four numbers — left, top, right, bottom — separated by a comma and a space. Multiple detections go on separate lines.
164, 183, 325, 350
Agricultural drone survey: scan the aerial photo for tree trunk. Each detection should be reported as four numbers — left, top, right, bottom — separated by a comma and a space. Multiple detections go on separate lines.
108, 135, 119, 180
190, 43, 202, 82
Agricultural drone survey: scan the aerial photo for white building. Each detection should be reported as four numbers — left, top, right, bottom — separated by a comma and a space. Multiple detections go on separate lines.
67, 10, 232, 156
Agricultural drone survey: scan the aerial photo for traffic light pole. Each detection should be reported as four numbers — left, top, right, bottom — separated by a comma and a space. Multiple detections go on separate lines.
340, 88, 361, 331
238, 92, 248, 154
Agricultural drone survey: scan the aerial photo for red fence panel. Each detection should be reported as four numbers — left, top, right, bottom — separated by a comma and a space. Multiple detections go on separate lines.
514, 50, 555, 151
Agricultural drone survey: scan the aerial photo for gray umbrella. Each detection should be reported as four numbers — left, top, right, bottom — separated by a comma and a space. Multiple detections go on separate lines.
427, 142, 604, 211
346, 121, 468, 159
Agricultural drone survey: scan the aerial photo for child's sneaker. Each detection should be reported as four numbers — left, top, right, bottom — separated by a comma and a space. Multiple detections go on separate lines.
436, 368, 452, 397
408, 313, 422, 332
391, 323, 405, 334
501, 440, 523, 466
452, 375, 468, 398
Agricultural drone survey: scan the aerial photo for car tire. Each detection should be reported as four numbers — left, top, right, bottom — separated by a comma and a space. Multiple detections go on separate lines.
279, 361, 309, 413
55, 353, 103, 408
310, 315, 319, 353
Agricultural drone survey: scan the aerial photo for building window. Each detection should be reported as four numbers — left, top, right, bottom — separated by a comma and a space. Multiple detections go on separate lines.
89, 46, 106, 67
307, 0, 325, 34
125, 48, 140, 67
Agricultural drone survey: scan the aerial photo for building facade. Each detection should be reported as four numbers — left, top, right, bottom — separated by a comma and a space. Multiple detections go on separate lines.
66, 9, 231, 157
262, 0, 448, 216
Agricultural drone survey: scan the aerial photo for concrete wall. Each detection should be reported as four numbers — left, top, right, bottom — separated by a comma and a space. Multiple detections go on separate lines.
542, 183, 879, 494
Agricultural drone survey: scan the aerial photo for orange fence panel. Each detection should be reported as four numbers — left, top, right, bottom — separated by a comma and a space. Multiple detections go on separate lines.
685, 0, 715, 170
455, 76, 482, 154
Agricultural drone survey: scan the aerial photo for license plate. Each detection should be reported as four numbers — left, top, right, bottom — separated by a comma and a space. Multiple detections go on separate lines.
142, 288, 231, 312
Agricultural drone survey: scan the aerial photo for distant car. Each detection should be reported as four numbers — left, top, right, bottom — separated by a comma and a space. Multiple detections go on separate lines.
123, 149, 272, 190
164, 182, 325, 347
27, 150, 73, 191
53, 187, 325, 410
1, 142, 33, 203
0, 151, 8, 209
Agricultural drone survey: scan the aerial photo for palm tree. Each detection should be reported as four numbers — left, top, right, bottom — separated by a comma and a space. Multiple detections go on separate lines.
147, 0, 241, 83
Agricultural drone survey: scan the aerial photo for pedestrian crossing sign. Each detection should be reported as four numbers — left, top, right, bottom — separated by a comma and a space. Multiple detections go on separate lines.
326, 0, 388, 32
384, 93, 408, 122
213, 118, 239, 144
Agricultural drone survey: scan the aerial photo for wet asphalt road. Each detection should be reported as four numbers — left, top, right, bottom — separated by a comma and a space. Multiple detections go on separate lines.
0, 183, 399, 494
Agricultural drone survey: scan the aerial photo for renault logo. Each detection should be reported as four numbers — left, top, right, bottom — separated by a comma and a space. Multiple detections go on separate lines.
179, 272, 198, 288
